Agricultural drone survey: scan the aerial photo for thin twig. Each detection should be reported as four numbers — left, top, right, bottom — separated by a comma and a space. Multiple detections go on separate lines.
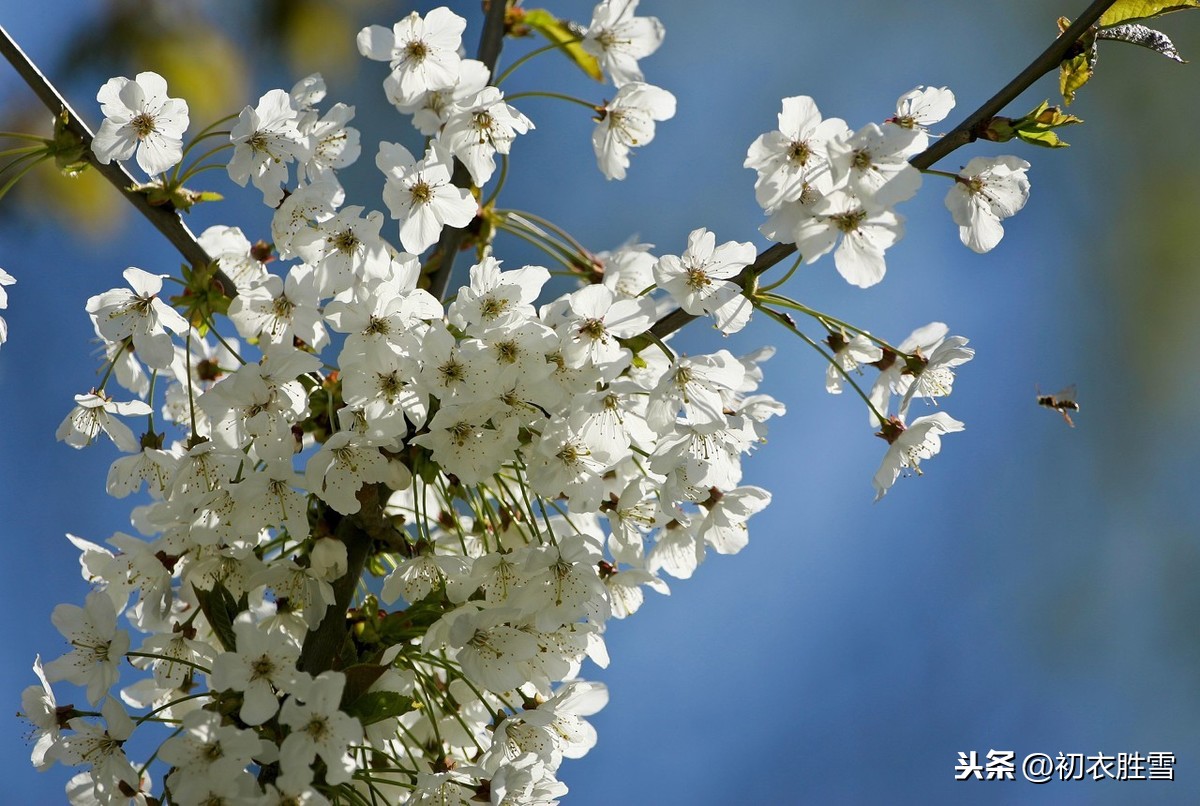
0, 24, 236, 292
636, 0, 1119, 347
425, 0, 511, 300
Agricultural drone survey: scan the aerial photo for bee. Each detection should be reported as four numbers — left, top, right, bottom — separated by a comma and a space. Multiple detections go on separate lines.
1036, 384, 1079, 427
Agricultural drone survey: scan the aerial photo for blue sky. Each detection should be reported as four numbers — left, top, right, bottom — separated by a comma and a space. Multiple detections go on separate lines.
4, 1, 1200, 804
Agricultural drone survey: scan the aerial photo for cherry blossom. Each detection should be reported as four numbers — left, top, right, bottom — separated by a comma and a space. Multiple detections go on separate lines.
92, 71, 189, 176
357, 8, 467, 106
945, 155, 1032, 253
377, 140, 477, 253
582, 0, 666, 86
593, 81, 676, 180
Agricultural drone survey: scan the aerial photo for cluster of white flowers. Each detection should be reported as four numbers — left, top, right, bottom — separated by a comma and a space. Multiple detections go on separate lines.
748, 86, 1031, 286
14, 0, 1054, 800
18, 6, 791, 804
743, 86, 1037, 493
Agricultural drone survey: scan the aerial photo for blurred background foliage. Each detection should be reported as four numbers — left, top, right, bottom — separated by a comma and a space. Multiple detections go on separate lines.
2, 0, 386, 234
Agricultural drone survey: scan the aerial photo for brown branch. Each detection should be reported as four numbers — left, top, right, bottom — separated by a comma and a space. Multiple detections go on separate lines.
0, 24, 236, 293
635, 0, 1120, 348
425, 0, 513, 301
298, 481, 418, 674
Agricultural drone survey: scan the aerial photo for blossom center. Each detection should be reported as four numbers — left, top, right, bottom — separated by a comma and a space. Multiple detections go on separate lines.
449, 420, 474, 447
249, 655, 276, 681
405, 40, 429, 63
479, 295, 509, 321
787, 140, 811, 166
304, 715, 331, 741
684, 267, 711, 291
330, 229, 361, 256
271, 296, 295, 319
130, 112, 158, 139
365, 315, 390, 336
378, 371, 403, 399
495, 340, 519, 363
578, 318, 607, 340
438, 359, 465, 385
829, 208, 867, 234
410, 180, 433, 205
850, 149, 873, 171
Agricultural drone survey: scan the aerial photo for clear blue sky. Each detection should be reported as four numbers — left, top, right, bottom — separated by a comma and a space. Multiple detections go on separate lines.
4, 2, 1200, 804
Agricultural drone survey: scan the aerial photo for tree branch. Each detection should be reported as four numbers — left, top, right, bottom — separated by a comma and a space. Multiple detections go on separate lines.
425, 0, 512, 301
911, 0, 1117, 170
0, 24, 236, 293
635, 0, 1119, 348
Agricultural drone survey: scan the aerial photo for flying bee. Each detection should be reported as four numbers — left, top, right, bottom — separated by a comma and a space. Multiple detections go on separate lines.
1036, 384, 1079, 427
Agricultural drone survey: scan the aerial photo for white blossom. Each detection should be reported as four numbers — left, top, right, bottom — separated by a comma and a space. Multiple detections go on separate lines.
593, 82, 675, 180
945, 156, 1031, 253
92, 71, 188, 176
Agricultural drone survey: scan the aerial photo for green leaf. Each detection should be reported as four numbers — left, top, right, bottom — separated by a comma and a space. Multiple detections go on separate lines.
132, 182, 223, 214
1098, 23, 1188, 62
1059, 51, 1094, 104
1057, 16, 1098, 105
1016, 129, 1070, 148
343, 691, 415, 726
379, 599, 447, 645
1100, 0, 1200, 26
50, 112, 89, 177
523, 9, 603, 82
341, 663, 389, 707
193, 580, 241, 652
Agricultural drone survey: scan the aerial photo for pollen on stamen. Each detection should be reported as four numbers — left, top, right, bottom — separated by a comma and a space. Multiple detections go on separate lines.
130, 112, 157, 139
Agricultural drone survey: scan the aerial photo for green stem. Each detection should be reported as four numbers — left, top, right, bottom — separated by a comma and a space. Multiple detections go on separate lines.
482, 153, 509, 208
504, 90, 599, 110
174, 120, 236, 171
494, 37, 582, 86
757, 302, 888, 424
495, 217, 578, 270
757, 292, 902, 355
0, 130, 49, 142
124, 651, 213, 676
0, 150, 48, 199
757, 252, 804, 293
0, 143, 43, 158
175, 141, 234, 185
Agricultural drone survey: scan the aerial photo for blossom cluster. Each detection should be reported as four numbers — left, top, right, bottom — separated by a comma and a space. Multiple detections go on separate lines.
19, 5, 788, 804
747, 87, 1031, 286
14, 0, 1049, 802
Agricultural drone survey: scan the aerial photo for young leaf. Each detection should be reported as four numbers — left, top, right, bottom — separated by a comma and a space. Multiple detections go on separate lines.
192, 580, 241, 652
1100, 0, 1200, 26
50, 112, 89, 177
522, 9, 603, 82
343, 691, 416, 726
983, 101, 1083, 148
341, 663, 389, 707
1099, 23, 1188, 61
1057, 17, 1099, 104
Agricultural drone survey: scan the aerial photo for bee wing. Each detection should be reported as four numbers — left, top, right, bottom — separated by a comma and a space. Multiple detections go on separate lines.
1050, 384, 1078, 405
